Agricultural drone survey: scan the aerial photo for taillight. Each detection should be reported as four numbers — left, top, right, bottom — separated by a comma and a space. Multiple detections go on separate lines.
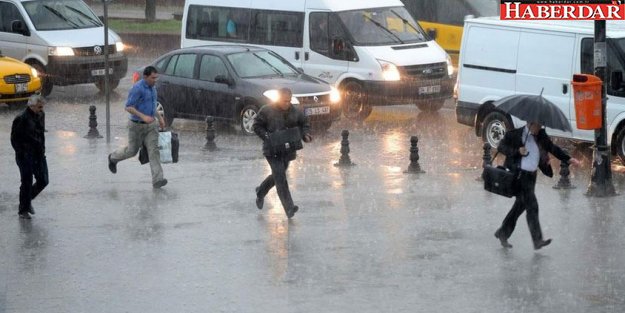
132, 72, 140, 84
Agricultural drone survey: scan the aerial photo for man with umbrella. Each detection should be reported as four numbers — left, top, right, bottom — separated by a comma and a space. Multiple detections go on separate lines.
492, 93, 581, 250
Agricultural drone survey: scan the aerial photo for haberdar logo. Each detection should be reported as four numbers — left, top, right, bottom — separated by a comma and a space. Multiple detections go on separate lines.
501, 1, 625, 20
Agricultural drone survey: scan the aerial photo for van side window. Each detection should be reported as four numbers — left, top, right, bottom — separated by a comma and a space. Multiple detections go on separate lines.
250, 10, 304, 47
199, 55, 228, 82
186, 5, 249, 41
0, 2, 25, 33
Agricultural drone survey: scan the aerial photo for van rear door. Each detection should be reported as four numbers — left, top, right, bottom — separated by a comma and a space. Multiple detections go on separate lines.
515, 30, 575, 138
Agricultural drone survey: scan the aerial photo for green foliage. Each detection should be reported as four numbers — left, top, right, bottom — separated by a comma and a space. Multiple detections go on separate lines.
107, 19, 181, 34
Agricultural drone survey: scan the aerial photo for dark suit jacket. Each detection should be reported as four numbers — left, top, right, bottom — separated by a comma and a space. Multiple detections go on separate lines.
253, 104, 311, 158
497, 127, 570, 178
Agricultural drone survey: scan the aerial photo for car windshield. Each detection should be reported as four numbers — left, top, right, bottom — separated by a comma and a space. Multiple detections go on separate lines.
466, 0, 499, 17
23, 0, 102, 31
337, 6, 427, 46
226, 50, 299, 78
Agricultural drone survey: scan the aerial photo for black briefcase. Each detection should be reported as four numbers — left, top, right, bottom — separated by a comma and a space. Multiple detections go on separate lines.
482, 165, 520, 198
268, 127, 303, 154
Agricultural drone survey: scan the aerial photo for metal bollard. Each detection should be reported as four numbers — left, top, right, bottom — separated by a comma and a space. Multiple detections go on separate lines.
335, 129, 355, 167
553, 160, 575, 189
204, 116, 218, 151
476, 143, 492, 181
84, 105, 103, 139
404, 136, 425, 174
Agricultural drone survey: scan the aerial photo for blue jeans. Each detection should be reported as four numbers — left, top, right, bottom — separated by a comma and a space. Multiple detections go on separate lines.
15, 153, 49, 213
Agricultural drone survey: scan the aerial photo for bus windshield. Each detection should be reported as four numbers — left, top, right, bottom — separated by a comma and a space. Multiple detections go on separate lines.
337, 6, 427, 46
23, 0, 102, 31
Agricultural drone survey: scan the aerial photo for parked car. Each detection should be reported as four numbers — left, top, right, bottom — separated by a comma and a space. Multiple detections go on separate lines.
0, 50, 41, 105
133, 45, 341, 134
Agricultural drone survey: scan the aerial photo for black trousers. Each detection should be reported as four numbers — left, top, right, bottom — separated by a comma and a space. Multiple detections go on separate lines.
497, 170, 544, 242
15, 153, 49, 213
257, 155, 294, 212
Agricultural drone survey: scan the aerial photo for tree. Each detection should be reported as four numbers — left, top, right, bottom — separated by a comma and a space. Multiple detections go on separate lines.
145, 0, 156, 22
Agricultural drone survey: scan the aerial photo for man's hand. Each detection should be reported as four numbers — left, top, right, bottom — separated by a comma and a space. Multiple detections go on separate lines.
519, 146, 528, 156
142, 115, 155, 124
568, 157, 582, 167
303, 134, 313, 143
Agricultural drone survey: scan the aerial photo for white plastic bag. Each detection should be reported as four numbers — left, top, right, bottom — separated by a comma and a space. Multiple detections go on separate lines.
158, 131, 173, 163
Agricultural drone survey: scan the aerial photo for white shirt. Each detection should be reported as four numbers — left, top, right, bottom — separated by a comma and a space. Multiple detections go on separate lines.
520, 126, 540, 172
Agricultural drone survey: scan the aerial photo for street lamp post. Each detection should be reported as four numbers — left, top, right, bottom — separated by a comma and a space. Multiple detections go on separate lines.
587, 20, 616, 197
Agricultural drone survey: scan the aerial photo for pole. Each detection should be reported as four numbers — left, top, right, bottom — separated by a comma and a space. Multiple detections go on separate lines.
103, 0, 111, 143
587, 20, 616, 197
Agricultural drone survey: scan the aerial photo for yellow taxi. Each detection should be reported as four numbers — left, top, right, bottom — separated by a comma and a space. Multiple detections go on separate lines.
0, 50, 41, 105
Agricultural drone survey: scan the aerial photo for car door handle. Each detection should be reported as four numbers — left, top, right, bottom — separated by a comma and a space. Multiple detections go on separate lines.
295, 51, 300, 60
305, 52, 309, 61
562, 83, 568, 94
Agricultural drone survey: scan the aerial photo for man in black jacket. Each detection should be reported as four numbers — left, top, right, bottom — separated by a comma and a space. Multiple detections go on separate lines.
253, 88, 312, 218
10, 94, 49, 219
494, 122, 580, 249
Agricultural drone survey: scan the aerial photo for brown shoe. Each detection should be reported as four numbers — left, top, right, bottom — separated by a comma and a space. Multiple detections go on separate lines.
533, 238, 552, 250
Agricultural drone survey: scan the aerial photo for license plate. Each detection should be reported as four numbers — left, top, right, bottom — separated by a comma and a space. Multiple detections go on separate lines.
14, 83, 28, 93
91, 68, 113, 76
418, 85, 441, 95
305, 106, 330, 116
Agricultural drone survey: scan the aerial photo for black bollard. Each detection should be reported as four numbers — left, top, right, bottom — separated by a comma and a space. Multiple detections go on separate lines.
476, 143, 493, 181
204, 116, 218, 151
335, 129, 355, 167
553, 160, 575, 189
84, 105, 103, 139
404, 136, 425, 174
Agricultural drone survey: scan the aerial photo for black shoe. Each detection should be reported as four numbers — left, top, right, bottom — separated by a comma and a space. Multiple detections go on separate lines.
18, 212, 31, 219
28, 205, 35, 215
533, 238, 552, 250
255, 187, 264, 210
108, 154, 117, 174
153, 179, 168, 188
494, 230, 512, 248
286, 205, 299, 219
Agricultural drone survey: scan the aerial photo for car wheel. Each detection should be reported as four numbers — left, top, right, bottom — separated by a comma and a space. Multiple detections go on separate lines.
482, 111, 512, 148
615, 127, 625, 165
416, 99, 445, 112
30, 62, 52, 97
240, 104, 259, 135
157, 101, 174, 127
342, 80, 372, 121
95, 79, 120, 93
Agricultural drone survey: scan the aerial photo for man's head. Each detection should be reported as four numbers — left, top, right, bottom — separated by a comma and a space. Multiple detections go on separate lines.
277, 88, 292, 110
143, 66, 159, 86
528, 122, 542, 135
27, 94, 45, 114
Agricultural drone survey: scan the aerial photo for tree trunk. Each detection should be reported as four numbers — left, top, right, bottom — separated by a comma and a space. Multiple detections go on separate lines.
145, 0, 156, 22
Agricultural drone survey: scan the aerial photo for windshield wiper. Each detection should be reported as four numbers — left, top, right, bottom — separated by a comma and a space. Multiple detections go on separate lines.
362, 14, 404, 44
252, 53, 284, 77
65, 5, 102, 26
390, 10, 425, 41
43, 5, 80, 29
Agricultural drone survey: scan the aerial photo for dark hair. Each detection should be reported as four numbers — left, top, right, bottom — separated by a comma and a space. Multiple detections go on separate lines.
279, 87, 292, 100
143, 66, 158, 77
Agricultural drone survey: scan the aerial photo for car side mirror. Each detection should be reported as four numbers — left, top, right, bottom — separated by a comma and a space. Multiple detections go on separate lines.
611, 71, 624, 91
427, 28, 437, 40
11, 20, 30, 36
215, 75, 233, 86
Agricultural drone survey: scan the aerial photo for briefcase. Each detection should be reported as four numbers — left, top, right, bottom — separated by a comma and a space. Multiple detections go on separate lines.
482, 165, 519, 198
268, 127, 303, 155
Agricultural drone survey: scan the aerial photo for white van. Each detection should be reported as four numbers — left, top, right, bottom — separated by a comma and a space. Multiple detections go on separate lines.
181, 0, 454, 120
456, 17, 625, 165
0, 0, 128, 96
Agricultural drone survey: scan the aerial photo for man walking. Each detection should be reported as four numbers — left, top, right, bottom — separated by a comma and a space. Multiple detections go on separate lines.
494, 122, 580, 250
11, 94, 49, 219
108, 66, 167, 188
253, 88, 312, 218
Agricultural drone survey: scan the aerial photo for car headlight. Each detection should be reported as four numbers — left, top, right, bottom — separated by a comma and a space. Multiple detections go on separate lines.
329, 87, 341, 104
263, 89, 281, 103
446, 54, 454, 77
31, 67, 38, 78
377, 59, 400, 81
48, 46, 74, 56
116, 41, 125, 52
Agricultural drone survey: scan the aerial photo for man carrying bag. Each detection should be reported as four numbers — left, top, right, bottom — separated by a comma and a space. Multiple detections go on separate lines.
253, 88, 312, 218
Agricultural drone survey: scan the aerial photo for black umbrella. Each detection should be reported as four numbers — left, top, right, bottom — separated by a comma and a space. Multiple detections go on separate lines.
493, 91, 572, 132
